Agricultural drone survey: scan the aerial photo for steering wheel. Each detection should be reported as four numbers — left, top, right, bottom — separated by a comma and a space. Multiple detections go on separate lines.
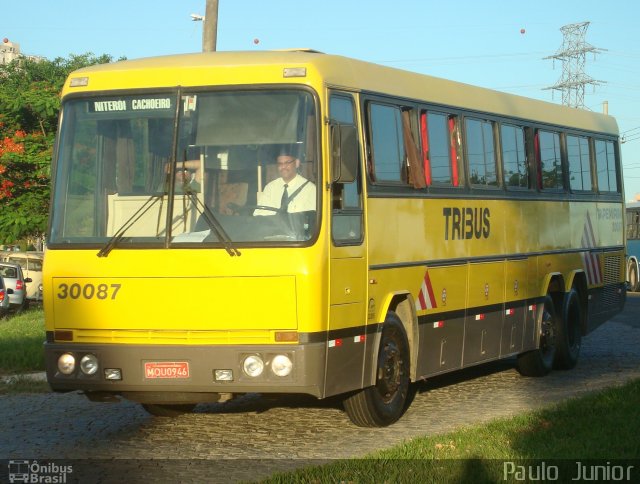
227, 203, 280, 215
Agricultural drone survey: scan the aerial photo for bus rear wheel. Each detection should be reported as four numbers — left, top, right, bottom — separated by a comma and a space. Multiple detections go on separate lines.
343, 312, 410, 427
554, 288, 582, 370
142, 403, 196, 417
516, 294, 558, 377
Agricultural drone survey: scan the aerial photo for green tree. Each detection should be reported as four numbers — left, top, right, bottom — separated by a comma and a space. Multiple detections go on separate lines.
0, 53, 117, 244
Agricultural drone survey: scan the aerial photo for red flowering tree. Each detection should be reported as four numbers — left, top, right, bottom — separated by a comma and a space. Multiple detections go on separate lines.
0, 53, 117, 244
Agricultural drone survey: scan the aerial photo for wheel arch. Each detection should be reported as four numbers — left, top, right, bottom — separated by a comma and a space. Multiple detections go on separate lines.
380, 292, 419, 381
541, 272, 564, 311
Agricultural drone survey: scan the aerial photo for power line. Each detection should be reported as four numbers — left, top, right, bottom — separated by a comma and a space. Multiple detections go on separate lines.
622, 134, 640, 144
621, 126, 640, 135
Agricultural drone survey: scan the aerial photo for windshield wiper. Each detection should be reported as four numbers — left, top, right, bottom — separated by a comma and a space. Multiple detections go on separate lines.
183, 189, 241, 257
97, 195, 164, 257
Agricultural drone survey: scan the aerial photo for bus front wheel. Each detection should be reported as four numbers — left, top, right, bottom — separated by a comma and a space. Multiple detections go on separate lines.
516, 294, 558, 377
343, 312, 410, 427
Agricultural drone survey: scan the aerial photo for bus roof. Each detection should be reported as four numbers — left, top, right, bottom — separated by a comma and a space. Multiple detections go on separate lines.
62, 50, 618, 136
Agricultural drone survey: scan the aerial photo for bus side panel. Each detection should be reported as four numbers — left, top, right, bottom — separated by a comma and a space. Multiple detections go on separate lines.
324, 303, 367, 397
415, 264, 467, 378
463, 261, 505, 365
416, 314, 464, 377
501, 259, 528, 356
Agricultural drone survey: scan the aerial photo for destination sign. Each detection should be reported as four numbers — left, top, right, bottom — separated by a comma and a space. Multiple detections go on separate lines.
88, 97, 174, 113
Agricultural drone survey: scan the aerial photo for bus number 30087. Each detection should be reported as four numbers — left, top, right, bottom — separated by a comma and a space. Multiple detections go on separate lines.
57, 283, 122, 300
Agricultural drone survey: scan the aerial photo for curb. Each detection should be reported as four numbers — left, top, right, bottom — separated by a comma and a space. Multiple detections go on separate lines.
0, 371, 47, 384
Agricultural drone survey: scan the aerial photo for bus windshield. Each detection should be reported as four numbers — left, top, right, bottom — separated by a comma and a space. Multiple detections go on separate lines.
49, 89, 319, 248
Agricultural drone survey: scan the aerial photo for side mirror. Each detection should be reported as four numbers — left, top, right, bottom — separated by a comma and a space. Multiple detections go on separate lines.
25, 277, 32, 283
331, 124, 358, 183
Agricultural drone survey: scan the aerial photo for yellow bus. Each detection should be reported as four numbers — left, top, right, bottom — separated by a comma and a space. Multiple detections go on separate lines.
44, 50, 626, 426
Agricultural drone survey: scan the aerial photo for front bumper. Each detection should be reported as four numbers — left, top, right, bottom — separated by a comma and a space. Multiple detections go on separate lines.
45, 342, 327, 400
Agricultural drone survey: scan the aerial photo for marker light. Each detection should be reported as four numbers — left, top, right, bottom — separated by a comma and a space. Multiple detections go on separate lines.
271, 354, 293, 377
242, 355, 264, 377
283, 67, 306, 78
214, 369, 233, 381
69, 77, 89, 87
80, 354, 99, 375
57, 353, 76, 375
104, 368, 122, 381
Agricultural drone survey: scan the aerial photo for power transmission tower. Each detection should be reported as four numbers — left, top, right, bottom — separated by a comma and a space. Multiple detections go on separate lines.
543, 21, 606, 109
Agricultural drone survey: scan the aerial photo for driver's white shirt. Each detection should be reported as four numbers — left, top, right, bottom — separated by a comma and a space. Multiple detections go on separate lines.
254, 174, 316, 215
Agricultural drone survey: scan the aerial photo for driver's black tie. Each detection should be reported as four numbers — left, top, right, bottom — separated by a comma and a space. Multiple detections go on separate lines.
280, 184, 289, 212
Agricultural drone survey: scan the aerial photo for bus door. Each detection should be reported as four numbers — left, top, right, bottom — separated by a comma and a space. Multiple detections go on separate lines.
325, 92, 368, 396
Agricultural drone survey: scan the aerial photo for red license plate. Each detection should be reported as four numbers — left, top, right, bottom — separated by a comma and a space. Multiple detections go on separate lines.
144, 361, 190, 379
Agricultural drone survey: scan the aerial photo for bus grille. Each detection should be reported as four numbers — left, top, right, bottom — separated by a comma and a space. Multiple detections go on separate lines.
602, 254, 623, 308
603, 254, 622, 285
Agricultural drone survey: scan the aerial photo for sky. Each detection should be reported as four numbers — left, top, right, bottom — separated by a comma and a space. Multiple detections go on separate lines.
4, 0, 640, 200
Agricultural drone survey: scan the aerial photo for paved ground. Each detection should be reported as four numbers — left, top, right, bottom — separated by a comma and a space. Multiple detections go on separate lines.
1, 294, 639, 482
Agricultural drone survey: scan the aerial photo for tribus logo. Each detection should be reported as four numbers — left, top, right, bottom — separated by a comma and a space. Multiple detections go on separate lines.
7, 460, 72, 483
443, 206, 491, 241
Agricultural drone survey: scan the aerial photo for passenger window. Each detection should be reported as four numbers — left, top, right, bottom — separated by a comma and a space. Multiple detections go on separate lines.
567, 135, 592, 192
465, 118, 498, 187
369, 103, 404, 183
422, 111, 461, 187
536, 130, 563, 190
595, 139, 619, 193
501, 124, 529, 189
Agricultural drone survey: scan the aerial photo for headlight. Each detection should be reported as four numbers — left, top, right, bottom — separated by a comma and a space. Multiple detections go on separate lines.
57, 353, 76, 375
242, 355, 264, 377
80, 354, 99, 375
271, 354, 293, 377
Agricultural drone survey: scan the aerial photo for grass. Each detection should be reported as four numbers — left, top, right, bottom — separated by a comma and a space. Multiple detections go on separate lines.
262, 379, 640, 483
0, 307, 46, 374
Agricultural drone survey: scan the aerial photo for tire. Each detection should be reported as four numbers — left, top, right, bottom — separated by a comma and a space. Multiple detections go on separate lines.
142, 403, 196, 417
628, 261, 639, 292
516, 294, 558, 377
554, 288, 582, 370
343, 312, 410, 427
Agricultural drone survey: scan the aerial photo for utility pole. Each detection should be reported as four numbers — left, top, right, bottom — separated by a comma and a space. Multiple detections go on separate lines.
543, 21, 606, 109
202, 0, 219, 52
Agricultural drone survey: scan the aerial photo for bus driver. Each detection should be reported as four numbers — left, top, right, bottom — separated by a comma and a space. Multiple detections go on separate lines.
254, 147, 316, 215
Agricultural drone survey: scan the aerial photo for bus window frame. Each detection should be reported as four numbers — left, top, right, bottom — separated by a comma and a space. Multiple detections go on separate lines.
416, 107, 466, 192
594, 137, 621, 195
535, 128, 566, 193
463, 115, 501, 191
499, 122, 531, 192
365, 99, 409, 186
566, 133, 594, 194
329, 92, 364, 247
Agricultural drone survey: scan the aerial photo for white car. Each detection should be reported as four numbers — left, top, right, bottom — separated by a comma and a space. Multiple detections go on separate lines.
1, 252, 43, 302
0, 263, 30, 311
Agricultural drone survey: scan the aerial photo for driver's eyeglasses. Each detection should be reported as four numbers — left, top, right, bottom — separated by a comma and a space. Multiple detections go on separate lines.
277, 159, 295, 167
